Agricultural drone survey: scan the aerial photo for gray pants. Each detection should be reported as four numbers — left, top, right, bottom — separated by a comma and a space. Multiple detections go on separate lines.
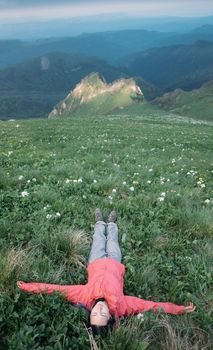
88, 221, 122, 264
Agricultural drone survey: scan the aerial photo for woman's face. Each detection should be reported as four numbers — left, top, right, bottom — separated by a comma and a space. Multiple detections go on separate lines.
90, 301, 111, 326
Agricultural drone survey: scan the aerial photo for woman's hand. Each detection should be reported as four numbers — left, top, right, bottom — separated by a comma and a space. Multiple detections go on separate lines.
17, 281, 27, 290
183, 302, 196, 313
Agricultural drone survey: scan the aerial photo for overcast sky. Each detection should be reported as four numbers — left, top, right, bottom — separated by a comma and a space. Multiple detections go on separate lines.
0, 0, 212, 22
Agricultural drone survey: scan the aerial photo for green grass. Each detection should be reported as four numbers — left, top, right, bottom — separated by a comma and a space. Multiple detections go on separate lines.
0, 113, 212, 349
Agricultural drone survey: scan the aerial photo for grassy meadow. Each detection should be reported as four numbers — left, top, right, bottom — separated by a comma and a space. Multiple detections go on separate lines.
0, 112, 212, 349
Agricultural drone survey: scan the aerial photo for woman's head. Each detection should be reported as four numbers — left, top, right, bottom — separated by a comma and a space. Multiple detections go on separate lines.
90, 300, 111, 326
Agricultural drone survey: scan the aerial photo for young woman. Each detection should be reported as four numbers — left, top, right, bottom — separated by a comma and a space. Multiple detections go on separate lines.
17, 209, 195, 332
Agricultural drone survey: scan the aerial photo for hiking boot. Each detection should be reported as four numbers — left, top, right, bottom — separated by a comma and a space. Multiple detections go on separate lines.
108, 210, 117, 223
95, 208, 103, 222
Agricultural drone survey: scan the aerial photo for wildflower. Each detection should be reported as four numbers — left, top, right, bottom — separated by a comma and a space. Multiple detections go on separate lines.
18, 175, 24, 180
160, 177, 165, 184
21, 191, 29, 197
129, 186, 134, 192
137, 313, 144, 321
46, 214, 53, 219
204, 198, 213, 204
158, 192, 166, 202
133, 181, 139, 185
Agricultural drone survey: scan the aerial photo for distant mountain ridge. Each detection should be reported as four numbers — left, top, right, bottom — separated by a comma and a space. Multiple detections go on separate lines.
125, 40, 213, 91
49, 73, 144, 118
0, 53, 126, 120
1, 25, 213, 69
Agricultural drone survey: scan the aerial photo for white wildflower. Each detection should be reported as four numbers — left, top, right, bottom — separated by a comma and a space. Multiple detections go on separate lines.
43, 205, 50, 210
46, 214, 53, 220
21, 191, 29, 197
137, 313, 144, 321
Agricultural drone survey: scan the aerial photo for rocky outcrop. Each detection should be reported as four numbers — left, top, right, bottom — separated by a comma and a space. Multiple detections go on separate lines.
48, 72, 144, 118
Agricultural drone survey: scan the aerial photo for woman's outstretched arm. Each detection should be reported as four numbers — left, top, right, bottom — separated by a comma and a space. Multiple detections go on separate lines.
123, 295, 196, 315
17, 281, 85, 304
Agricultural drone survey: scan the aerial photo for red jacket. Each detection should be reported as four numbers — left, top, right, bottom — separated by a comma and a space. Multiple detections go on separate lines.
17, 258, 185, 317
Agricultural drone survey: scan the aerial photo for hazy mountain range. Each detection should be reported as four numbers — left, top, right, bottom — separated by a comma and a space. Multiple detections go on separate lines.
1, 25, 213, 69
1, 15, 213, 40
0, 19, 213, 121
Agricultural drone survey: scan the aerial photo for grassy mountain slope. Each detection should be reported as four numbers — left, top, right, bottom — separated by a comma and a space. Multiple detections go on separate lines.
0, 53, 126, 119
152, 80, 213, 121
0, 113, 212, 349
124, 40, 213, 91
49, 73, 144, 118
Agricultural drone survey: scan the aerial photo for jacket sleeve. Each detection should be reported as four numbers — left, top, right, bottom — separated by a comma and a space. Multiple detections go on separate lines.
123, 296, 185, 315
17, 281, 85, 304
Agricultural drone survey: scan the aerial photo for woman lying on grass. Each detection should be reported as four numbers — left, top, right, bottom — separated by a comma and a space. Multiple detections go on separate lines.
17, 209, 195, 334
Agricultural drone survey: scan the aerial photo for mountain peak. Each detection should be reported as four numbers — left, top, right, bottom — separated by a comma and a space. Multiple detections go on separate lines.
81, 72, 106, 85
49, 73, 144, 118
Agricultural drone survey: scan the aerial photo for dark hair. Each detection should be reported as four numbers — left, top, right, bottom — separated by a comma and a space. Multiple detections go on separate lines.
88, 316, 116, 336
